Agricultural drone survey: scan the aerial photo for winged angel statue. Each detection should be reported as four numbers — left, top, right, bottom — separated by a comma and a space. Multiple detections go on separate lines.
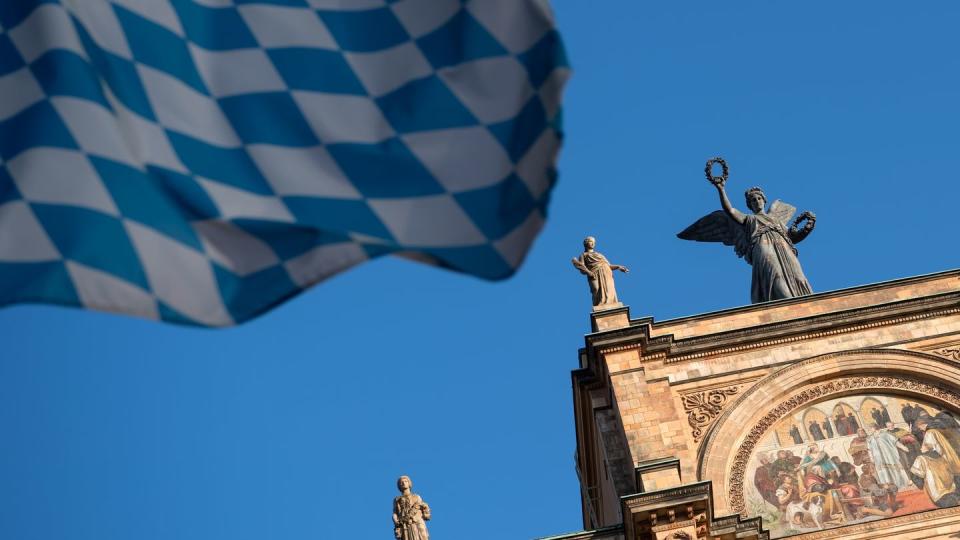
678, 158, 817, 303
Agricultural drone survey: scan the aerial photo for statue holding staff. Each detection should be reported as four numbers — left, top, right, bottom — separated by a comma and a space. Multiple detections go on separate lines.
571, 236, 629, 310
678, 157, 817, 303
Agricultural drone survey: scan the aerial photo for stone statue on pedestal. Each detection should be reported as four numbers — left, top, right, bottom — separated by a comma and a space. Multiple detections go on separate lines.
393, 476, 431, 540
678, 157, 817, 303
572, 236, 629, 310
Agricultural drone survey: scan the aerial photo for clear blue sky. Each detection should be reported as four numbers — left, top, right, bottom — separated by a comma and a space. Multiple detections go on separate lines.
2, 2, 959, 539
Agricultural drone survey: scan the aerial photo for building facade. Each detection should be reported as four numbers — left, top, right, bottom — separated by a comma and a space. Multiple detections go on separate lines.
542, 269, 960, 540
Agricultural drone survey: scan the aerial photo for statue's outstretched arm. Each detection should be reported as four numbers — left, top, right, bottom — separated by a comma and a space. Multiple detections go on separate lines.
788, 211, 816, 244
609, 263, 629, 273
716, 183, 746, 225
571, 257, 589, 275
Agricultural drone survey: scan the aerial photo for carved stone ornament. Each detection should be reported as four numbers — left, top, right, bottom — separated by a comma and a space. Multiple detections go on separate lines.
726, 375, 960, 514
681, 386, 742, 443
934, 347, 960, 361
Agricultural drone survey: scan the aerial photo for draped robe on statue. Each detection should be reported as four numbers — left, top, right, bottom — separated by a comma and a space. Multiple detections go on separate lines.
576, 251, 619, 307
677, 199, 813, 304
743, 213, 812, 303
393, 493, 430, 540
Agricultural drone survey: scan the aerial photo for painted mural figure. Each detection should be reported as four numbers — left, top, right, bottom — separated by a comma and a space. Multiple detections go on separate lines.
846, 413, 860, 433
881, 421, 921, 480
808, 421, 825, 441
869, 407, 892, 429
832, 457, 858, 485
754, 454, 779, 507
770, 450, 801, 481
910, 417, 960, 508
775, 475, 800, 513
746, 396, 960, 538
847, 428, 871, 466
833, 413, 850, 436
857, 463, 898, 517
903, 403, 931, 428
799, 445, 838, 488
789, 424, 804, 444
866, 426, 912, 489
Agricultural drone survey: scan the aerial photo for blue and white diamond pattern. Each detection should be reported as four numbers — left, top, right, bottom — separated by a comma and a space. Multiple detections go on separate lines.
0, 0, 568, 326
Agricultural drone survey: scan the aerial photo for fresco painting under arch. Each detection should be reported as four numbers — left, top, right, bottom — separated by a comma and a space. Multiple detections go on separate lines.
745, 394, 960, 538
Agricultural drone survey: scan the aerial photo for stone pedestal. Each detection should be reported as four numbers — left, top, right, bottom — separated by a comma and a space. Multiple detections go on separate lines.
591, 305, 630, 332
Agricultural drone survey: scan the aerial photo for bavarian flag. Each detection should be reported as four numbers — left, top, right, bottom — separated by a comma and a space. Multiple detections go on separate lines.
0, 0, 568, 326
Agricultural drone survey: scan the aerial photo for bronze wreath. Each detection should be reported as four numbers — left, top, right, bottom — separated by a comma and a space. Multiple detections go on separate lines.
704, 157, 728, 186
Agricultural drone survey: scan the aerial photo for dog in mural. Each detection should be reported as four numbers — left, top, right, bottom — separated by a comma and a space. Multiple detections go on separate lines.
784, 495, 825, 530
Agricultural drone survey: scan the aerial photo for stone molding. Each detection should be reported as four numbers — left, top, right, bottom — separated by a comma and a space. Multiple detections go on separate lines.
586, 290, 960, 364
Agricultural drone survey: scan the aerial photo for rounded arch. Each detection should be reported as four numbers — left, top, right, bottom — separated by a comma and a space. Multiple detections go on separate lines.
696, 348, 960, 516
859, 396, 888, 429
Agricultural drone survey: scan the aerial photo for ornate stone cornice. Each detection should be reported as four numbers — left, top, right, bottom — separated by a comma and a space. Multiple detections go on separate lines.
726, 374, 960, 513
587, 289, 960, 363
622, 482, 712, 510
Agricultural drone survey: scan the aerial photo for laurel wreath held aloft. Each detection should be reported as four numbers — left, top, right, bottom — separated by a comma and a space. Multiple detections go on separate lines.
705, 157, 728, 186
792, 211, 816, 231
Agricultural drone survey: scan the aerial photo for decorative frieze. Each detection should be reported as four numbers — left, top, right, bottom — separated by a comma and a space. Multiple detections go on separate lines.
934, 347, 960, 361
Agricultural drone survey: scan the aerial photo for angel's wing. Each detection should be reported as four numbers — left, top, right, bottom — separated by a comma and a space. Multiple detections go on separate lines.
677, 210, 749, 259
767, 199, 796, 227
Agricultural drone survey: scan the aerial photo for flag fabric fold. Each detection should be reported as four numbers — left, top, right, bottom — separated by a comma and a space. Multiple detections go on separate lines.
0, 0, 568, 326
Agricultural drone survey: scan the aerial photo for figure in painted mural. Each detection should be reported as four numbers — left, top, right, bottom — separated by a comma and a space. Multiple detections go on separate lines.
392, 476, 431, 540
857, 463, 899, 517
746, 396, 960, 538
800, 450, 832, 495
833, 412, 849, 436
808, 421, 825, 441
754, 454, 779, 507
848, 428, 871, 466
788, 424, 804, 444
846, 413, 860, 433
902, 402, 930, 430
910, 417, 960, 508
832, 456, 858, 485
882, 421, 921, 481
866, 426, 912, 489
571, 236, 629, 311
678, 158, 817, 303
775, 475, 801, 518
767, 450, 800, 487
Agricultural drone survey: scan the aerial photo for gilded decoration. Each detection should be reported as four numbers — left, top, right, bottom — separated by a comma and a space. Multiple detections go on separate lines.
726, 376, 960, 538
682, 386, 743, 443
